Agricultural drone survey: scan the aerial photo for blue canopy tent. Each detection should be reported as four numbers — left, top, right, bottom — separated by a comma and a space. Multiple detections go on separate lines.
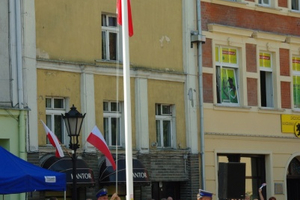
0, 146, 66, 194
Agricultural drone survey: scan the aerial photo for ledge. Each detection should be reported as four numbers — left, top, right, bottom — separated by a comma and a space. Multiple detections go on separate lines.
208, 23, 253, 37
213, 103, 252, 111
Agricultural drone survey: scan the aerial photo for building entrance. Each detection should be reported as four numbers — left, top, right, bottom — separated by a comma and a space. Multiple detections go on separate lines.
152, 182, 180, 200
287, 157, 300, 200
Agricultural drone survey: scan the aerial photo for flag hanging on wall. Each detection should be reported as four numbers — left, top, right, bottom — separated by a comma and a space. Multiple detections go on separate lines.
116, 0, 134, 37
41, 120, 64, 158
87, 126, 116, 170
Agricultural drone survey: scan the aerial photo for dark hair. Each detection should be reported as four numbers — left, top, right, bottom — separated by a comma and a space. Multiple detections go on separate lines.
269, 197, 276, 200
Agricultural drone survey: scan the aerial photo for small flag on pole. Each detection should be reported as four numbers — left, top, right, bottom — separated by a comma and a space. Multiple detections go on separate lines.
87, 126, 116, 170
259, 183, 267, 189
116, 0, 134, 37
41, 120, 64, 157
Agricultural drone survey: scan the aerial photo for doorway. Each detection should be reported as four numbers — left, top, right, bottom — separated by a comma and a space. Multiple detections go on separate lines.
152, 182, 180, 200
287, 157, 300, 200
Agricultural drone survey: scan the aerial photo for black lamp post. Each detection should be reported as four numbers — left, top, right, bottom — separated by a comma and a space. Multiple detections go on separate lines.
62, 105, 86, 200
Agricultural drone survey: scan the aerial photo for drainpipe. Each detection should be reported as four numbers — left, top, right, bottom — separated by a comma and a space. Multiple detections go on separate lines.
15, 0, 24, 110
10, 0, 26, 163
191, 0, 206, 190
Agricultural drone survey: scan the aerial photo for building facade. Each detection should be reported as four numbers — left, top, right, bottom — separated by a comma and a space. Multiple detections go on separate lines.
33, 1, 201, 200
0, 0, 38, 199
200, 0, 300, 199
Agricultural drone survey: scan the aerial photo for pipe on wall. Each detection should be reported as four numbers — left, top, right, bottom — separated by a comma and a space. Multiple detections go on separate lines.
15, 0, 24, 109
196, 0, 206, 189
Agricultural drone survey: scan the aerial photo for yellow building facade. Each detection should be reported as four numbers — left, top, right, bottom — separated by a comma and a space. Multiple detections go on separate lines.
35, 1, 199, 200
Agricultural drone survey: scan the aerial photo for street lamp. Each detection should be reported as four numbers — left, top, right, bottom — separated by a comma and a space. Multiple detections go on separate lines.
62, 105, 86, 200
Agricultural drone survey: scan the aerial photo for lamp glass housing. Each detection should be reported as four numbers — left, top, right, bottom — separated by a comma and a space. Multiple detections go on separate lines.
62, 105, 85, 149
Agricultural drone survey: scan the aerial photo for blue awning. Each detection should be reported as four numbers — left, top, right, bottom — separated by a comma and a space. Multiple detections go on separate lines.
0, 147, 66, 194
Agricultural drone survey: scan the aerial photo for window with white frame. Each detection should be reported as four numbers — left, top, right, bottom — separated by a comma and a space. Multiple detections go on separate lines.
258, 0, 270, 6
101, 14, 120, 61
215, 46, 240, 105
103, 101, 123, 147
259, 52, 274, 108
292, 0, 300, 11
45, 97, 66, 144
293, 56, 300, 108
155, 104, 174, 148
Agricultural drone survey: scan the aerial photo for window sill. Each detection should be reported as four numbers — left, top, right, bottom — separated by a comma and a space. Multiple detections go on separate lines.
255, 4, 282, 14
213, 104, 251, 112
292, 109, 300, 113
258, 107, 285, 113
288, 9, 300, 17
95, 59, 122, 64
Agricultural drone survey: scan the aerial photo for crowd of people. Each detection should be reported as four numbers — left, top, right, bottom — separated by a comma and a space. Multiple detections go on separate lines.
92, 186, 276, 200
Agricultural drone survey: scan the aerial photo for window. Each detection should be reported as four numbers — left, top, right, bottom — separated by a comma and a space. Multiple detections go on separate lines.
103, 101, 123, 147
292, 0, 300, 11
259, 52, 273, 107
293, 56, 300, 108
215, 46, 239, 105
218, 154, 266, 200
101, 14, 120, 61
258, 0, 270, 6
155, 104, 174, 148
45, 98, 66, 144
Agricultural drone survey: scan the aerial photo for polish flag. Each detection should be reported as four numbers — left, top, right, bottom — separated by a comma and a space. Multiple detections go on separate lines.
116, 0, 134, 37
87, 126, 116, 170
41, 120, 64, 157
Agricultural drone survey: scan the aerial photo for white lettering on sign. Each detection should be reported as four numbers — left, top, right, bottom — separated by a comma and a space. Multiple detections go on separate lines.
71, 173, 92, 180
132, 172, 147, 178
45, 176, 56, 183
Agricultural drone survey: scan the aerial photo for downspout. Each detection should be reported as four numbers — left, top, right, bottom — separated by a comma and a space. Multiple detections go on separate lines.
11, 0, 26, 162
196, 0, 206, 189
9, 0, 17, 105
15, 0, 24, 110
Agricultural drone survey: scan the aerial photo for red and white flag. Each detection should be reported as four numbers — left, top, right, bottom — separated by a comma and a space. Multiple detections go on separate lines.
87, 126, 116, 170
41, 120, 64, 158
116, 0, 134, 37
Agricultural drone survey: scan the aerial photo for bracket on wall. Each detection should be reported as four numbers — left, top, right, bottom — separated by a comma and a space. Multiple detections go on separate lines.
191, 31, 206, 48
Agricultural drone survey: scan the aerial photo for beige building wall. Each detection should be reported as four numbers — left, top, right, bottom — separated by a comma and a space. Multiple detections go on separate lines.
35, 0, 183, 71
201, 22, 300, 200
34, 0, 201, 199
34, 0, 190, 167
37, 68, 82, 145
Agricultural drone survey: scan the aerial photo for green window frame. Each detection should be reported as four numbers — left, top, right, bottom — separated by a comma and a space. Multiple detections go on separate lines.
215, 46, 239, 105
293, 56, 300, 108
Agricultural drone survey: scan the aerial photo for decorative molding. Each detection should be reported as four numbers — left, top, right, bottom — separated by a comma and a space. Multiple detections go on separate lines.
37, 59, 186, 83
285, 36, 300, 45
208, 23, 253, 37
251, 31, 286, 42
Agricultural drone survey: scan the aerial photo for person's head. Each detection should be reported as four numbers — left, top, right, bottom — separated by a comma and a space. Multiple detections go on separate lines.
201, 197, 212, 200
199, 189, 212, 200
269, 197, 276, 200
96, 188, 108, 200
167, 197, 173, 200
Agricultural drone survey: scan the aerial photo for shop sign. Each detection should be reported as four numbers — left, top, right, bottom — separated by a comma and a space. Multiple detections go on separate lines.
281, 114, 300, 136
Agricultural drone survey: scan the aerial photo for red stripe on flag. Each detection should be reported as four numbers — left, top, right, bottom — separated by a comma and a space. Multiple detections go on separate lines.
47, 133, 60, 157
87, 127, 116, 170
117, 0, 134, 37
41, 120, 64, 158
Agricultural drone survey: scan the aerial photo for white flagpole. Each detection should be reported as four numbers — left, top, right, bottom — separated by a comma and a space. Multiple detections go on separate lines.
121, 0, 134, 200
